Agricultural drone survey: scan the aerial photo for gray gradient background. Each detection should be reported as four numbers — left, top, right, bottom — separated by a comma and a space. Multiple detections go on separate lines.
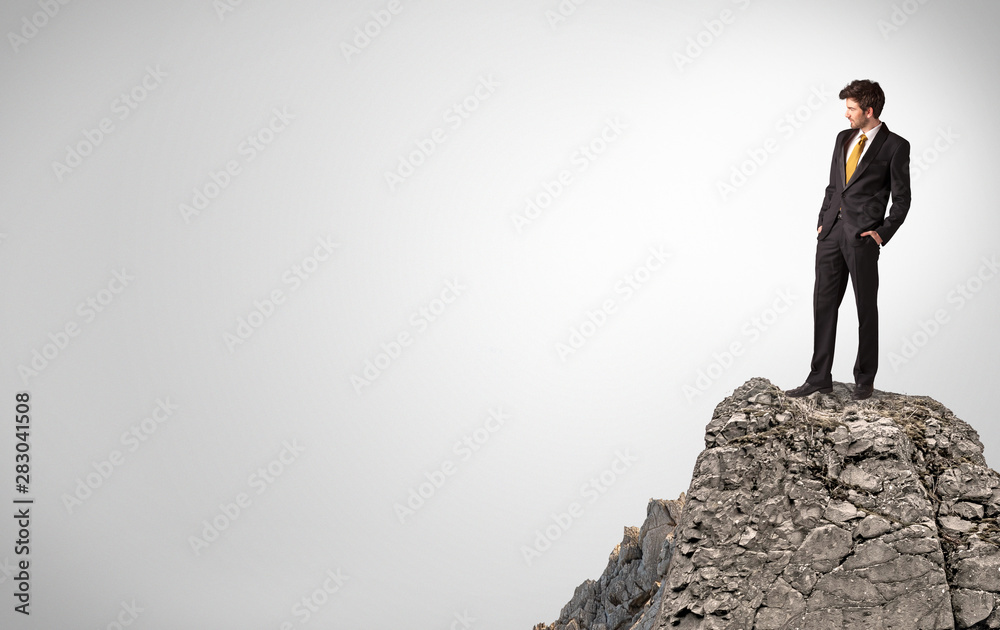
1, 0, 998, 628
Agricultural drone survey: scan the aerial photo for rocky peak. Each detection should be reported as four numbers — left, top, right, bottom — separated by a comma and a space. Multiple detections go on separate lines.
535, 377, 1000, 630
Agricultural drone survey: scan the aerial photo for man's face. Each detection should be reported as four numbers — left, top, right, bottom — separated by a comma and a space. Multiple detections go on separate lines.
844, 98, 873, 129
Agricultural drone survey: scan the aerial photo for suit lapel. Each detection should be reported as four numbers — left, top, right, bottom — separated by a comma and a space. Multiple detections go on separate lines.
838, 129, 851, 189
846, 123, 890, 188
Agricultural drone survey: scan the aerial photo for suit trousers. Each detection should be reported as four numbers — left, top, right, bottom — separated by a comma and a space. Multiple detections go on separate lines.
807, 216, 880, 388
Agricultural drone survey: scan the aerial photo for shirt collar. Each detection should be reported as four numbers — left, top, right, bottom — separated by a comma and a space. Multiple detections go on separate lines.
855, 122, 882, 143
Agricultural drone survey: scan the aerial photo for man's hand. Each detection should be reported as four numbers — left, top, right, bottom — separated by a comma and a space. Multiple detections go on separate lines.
860, 230, 883, 245
817, 226, 822, 234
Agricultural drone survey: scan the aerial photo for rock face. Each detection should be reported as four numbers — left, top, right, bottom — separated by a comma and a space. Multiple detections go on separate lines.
532, 497, 686, 630
535, 377, 1000, 630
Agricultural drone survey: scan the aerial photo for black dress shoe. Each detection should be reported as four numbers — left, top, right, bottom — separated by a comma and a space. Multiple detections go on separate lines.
852, 383, 874, 400
785, 382, 833, 397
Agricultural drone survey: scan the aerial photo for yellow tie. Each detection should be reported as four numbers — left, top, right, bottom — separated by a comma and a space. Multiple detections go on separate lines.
846, 133, 867, 182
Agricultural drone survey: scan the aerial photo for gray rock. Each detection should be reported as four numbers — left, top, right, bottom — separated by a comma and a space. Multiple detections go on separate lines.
534, 497, 684, 630
856, 513, 893, 539
954, 502, 987, 521
823, 500, 861, 523
535, 378, 1000, 630
942, 515, 977, 534
952, 589, 995, 628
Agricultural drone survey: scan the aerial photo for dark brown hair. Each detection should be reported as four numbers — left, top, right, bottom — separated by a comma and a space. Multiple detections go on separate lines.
839, 80, 885, 118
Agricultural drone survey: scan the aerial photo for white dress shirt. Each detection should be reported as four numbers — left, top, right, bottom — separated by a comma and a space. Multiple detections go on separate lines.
845, 122, 882, 163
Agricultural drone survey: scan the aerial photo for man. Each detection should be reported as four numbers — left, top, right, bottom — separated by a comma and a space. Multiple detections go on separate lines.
786, 79, 911, 401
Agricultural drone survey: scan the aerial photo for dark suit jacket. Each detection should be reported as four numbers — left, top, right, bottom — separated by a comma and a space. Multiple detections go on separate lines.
817, 123, 911, 246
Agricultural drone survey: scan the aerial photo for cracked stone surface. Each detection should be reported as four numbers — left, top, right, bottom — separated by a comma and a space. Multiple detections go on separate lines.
534, 377, 1000, 630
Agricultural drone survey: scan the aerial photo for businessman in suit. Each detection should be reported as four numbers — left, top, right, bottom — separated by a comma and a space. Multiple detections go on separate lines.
786, 79, 911, 401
